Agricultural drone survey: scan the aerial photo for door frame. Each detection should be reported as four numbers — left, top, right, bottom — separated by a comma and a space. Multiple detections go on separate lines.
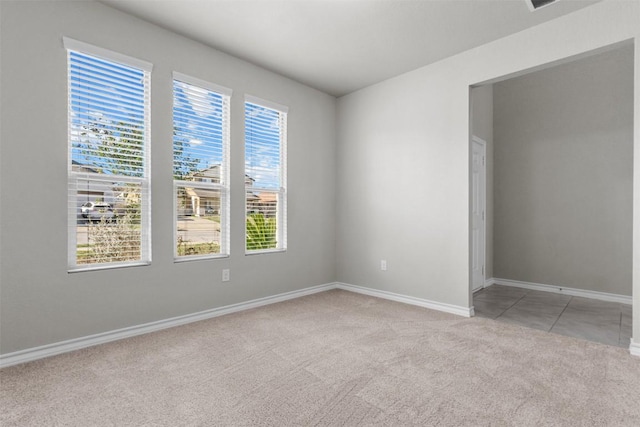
470, 135, 487, 294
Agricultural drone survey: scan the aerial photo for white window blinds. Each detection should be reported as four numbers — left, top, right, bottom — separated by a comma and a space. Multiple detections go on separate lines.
173, 73, 231, 259
244, 96, 287, 253
66, 39, 151, 271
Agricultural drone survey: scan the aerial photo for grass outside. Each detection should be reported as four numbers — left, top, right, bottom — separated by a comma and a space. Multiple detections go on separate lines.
78, 241, 221, 262
76, 246, 141, 264
176, 240, 221, 256
205, 215, 221, 223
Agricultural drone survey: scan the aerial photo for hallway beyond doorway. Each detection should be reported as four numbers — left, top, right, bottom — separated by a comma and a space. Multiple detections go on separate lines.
474, 285, 631, 348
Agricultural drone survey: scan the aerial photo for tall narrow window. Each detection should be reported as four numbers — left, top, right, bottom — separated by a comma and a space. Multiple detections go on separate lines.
65, 38, 151, 271
173, 73, 231, 260
244, 96, 287, 253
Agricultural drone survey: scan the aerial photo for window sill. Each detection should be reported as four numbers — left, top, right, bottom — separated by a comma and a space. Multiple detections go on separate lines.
68, 261, 151, 273
174, 254, 230, 263
245, 248, 287, 256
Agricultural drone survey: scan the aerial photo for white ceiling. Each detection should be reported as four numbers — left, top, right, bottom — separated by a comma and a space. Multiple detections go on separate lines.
100, 0, 600, 97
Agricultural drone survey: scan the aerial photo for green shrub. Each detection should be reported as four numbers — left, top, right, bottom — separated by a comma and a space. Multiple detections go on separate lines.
246, 213, 277, 251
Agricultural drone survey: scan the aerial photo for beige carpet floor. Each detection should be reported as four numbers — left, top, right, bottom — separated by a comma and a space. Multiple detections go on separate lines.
1, 289, 639, 426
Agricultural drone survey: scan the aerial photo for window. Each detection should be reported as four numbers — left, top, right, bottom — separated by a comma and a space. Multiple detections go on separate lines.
173, 73, 231, 260
244, 96, 288, 253
65, 38, 151, 271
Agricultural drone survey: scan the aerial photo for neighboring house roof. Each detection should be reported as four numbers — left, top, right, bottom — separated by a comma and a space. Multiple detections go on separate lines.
185, 187, 220, 199
189, 165, 255, 186
256, 193, 277, 203
71, 160, 100, 174
192, 165, 221, 183
246, 192, 260, 202
246, 192, 277, 204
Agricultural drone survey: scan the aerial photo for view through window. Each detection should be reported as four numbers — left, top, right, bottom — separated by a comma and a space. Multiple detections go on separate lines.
173, 74, 231, 259
244, 97, 288, 252
66, 40, 151, 270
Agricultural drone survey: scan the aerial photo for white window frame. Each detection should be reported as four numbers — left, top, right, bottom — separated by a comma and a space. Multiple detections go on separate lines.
65, 38, 152, 272
244, 95, 288, 254
172, 73, 232, 262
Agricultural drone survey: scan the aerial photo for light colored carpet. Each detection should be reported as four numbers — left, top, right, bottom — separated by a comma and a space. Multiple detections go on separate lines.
1, 289, 639, 426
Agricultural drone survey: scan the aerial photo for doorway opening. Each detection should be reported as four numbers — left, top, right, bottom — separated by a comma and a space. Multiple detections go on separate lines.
469, 43, 634, 348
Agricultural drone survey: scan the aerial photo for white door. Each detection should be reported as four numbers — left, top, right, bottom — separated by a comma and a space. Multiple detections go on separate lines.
471, 137, 486, 292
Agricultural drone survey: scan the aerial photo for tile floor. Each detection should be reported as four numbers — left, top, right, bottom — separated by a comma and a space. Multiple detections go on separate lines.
473, 285, 632, 348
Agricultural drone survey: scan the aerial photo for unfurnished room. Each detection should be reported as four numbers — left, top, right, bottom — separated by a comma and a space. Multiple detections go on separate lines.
1, 0, 639, 425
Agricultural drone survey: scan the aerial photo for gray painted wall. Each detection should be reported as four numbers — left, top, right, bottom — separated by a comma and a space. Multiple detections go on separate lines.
493, 46, 633, 296
0, 1, 336, 354
1, 0, 639, 356
336, 2, 639, 343
471, 85, 494, 281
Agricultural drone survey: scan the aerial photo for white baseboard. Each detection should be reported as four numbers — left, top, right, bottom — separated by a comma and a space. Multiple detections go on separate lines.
0, 283, 335, 369
491, 278, 632, 305
1, 282, 471, 368
12, 279, 629, 367
472, 278, 494, 293
335, 282, 473, 318
630, 340, 640, 357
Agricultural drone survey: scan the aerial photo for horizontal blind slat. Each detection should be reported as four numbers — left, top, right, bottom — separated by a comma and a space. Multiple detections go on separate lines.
70, 52, 146, 82
70, 93, 146, 114
69, 75, 146, 100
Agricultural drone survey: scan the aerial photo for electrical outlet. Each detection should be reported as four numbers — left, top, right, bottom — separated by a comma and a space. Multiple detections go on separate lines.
380, 260, 387, 271
222, 269, 230, 282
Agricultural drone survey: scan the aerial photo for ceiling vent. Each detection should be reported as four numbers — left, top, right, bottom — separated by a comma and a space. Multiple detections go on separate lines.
526, 0, 558, 11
